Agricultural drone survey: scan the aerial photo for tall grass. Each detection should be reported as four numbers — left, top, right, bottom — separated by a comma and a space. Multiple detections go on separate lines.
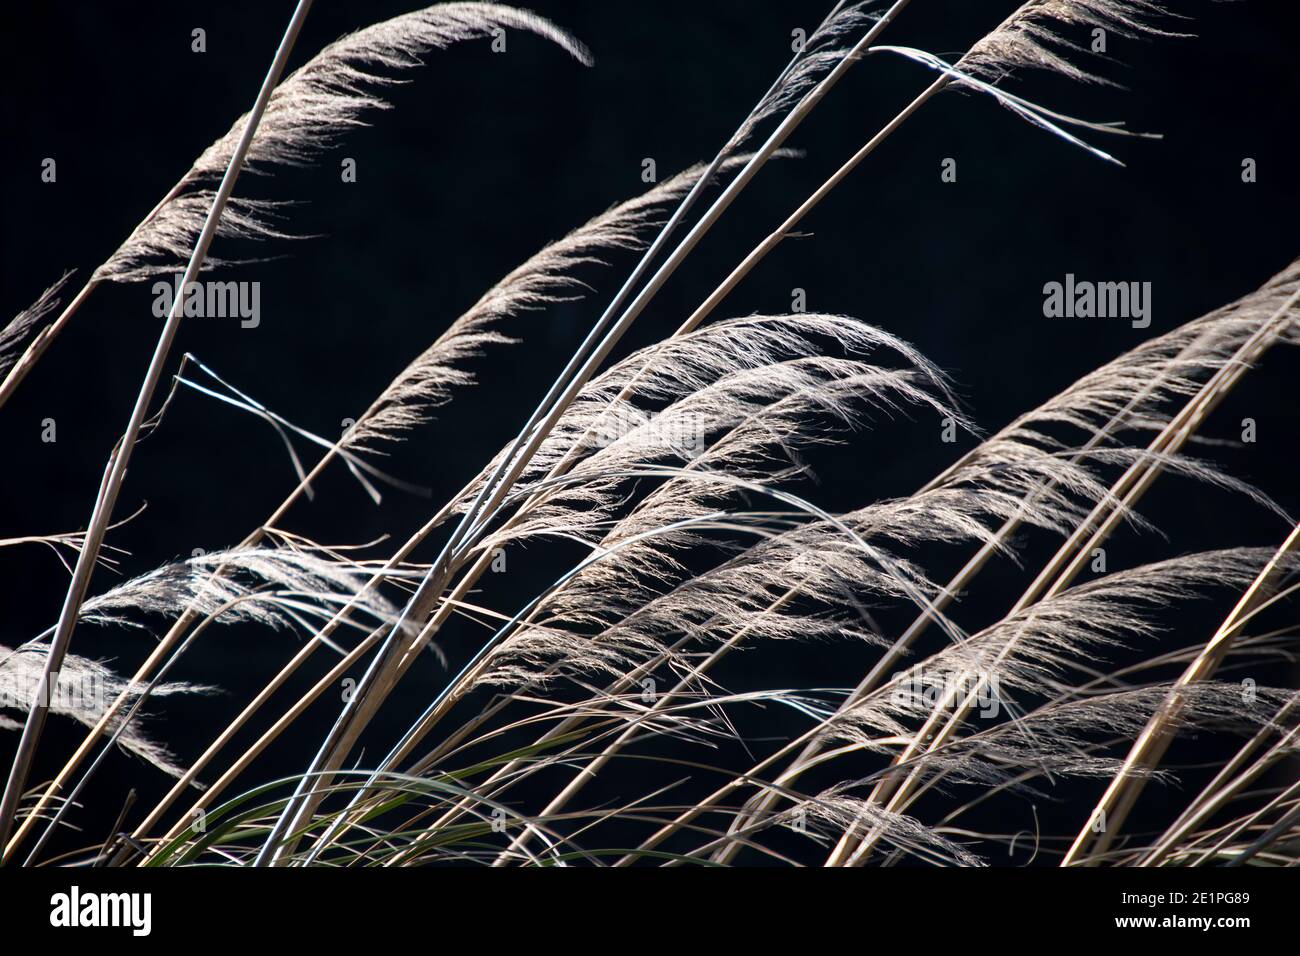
2, 0, 1297, 867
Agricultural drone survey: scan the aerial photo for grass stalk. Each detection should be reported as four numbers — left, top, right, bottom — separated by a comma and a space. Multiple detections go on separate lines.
257, 0, 919, 865
0, 0, 316, 858
829, 285, 1300, 866
1062, 521, 1300, 865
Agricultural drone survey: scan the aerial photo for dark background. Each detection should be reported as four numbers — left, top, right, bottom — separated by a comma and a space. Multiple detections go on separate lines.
2, 0, 1298, 863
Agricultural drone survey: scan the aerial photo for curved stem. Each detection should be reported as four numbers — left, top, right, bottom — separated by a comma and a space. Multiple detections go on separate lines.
0, 0, 316, 862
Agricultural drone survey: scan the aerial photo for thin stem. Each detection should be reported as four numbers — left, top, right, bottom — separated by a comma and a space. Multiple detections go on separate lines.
1139, 693, 1300, 866
0, 0, 316, 861
0, 280, 99, 411
830, 283, 1300, 866
0, 164, 193, 413
1062, 521, 1300, 866
259, 0, 918, 865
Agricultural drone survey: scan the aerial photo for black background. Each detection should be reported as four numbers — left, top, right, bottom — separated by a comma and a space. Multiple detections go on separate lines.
2, 0, 1298, 865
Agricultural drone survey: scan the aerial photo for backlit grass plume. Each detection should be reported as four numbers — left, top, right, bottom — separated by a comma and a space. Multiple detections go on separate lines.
2, 0, 1296, 870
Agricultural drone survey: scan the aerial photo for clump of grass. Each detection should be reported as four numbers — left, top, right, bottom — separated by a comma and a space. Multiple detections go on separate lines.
2, 0, 1297, 868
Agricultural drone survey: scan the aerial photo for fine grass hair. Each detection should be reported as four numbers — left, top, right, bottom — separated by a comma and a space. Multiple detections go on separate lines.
2, 0, 1298, 869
